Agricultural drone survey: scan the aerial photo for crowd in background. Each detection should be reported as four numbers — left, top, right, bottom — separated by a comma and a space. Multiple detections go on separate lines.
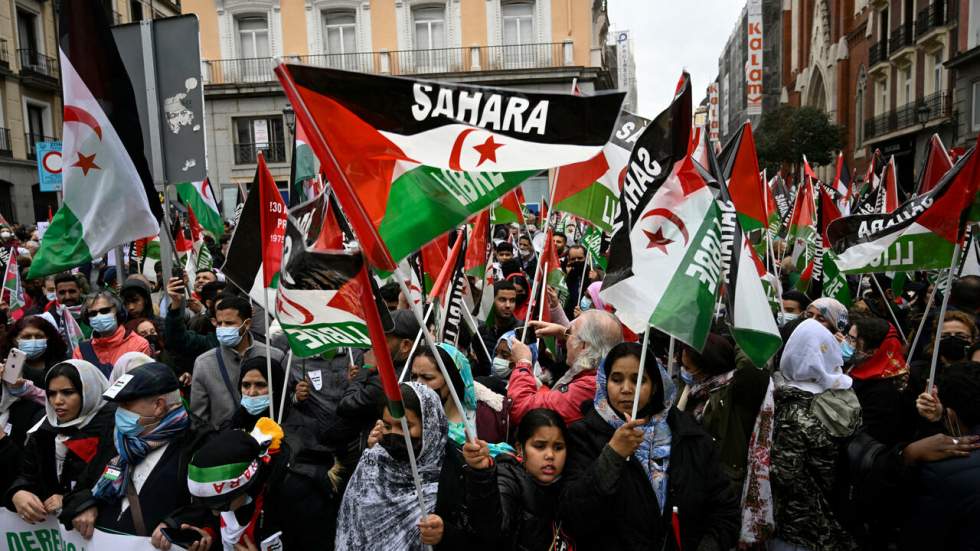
0, 216, 978, 551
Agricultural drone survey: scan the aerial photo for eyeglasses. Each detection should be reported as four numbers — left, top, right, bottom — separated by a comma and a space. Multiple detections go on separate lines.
91, 306, 114, 316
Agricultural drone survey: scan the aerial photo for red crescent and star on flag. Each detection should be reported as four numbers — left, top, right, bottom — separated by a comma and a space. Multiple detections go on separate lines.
449, 129, 505, 171
64, 105, 103, 176
640, 208, 689, 254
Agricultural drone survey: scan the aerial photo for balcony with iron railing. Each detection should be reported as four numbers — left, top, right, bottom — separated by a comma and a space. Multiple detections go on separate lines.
234, 141, 287, 165
0, 129, 12, 158
889, 25, 914, 57
869, 41, 889, 67
863, 91, 951, 142
204, 42, 572, 86
18, 49, 59, 86
915, 1, 954, 41
25, 132, 58, 160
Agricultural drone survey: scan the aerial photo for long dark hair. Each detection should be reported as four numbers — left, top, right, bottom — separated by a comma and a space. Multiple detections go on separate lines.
516, 408, 567, 447
1, 315, 68, 364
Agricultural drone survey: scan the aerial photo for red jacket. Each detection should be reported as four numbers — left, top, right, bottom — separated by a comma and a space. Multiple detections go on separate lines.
507, 363, 596, 425
73, 325, 151, 368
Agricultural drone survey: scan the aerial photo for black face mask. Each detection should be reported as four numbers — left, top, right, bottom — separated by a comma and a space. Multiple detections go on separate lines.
380, 433, 422, 462
939, 335, 971, 362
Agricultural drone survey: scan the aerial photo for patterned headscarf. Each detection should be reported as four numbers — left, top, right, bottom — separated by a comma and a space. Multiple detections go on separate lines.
336, 383, 448, 551
438, 343, 515, 457
594, 346, 675, 511
808, 297, 848, 332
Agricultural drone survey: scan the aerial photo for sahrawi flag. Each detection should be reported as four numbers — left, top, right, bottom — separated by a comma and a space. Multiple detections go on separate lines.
601, 73, 720, 349
221, 154, 288, 304
275, 193, 371, 357
175, 179, 223, 238
289, 117, 321, 207
275, 65, 624, 270
828, 138, 980, 273
30, 5, 161, 278
553, 110, 651, 231
2, 255, 24, 311
814, 186, 852, 305
706, 140, 781, 367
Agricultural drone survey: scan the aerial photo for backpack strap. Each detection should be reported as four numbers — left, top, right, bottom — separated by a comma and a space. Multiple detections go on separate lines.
214, 348, 238, 399
79, 340, 113, 378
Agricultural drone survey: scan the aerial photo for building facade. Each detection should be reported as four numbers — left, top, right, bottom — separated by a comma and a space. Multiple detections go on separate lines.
780, 0, 963, 191
609, 28, 636, 112
181, 0, 615, 218
947, 0, 980, 151
716, 0, 783, 144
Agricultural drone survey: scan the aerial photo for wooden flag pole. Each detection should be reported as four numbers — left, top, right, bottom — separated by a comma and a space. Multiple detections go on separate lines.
927, 242, 962, 394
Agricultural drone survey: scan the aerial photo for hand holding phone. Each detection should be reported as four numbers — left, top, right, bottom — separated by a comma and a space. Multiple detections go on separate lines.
2, 348, 26, 385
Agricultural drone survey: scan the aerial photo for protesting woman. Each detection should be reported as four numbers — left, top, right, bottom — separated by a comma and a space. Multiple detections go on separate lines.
771, 319, 861, 551
560, 341, 739, 550
5, 360, 115, 525
1, 314, 69, 387
221, 355, 285, 431
336, 382, 447, 550
463, 408, 574, 550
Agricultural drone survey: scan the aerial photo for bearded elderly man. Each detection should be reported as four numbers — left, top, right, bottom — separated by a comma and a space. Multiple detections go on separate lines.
507, 309, 623, 425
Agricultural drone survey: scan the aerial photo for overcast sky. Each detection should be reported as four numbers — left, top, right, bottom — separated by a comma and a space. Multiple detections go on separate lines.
607, 1, 746, 118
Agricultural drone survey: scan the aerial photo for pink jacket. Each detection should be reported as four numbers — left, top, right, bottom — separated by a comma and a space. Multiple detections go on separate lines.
73, 326, 151, 368
507, 364, 596, 426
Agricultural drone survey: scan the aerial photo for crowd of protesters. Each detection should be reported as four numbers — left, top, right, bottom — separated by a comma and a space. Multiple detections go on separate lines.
1, 216, 979, 551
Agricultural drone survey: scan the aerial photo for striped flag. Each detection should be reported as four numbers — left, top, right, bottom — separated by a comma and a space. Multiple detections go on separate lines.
275, 65, 624, 271
29, 5, 161, 278
915, 134, 952, 196
175, 179, 223, 238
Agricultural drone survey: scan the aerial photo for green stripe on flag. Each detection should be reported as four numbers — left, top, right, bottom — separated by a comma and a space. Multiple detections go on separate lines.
28, 206, 93, 279
379, 166, 538, 263
733, 327, 783, 368
281, 321, 371, 358
176, 183, 224, 238
554, 183, 617, 232
187, 461, 251, 484
842, 231, 955, 274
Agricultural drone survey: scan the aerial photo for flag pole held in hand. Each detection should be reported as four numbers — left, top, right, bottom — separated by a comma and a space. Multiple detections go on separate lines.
927, 242, 962, 394
631, 327, 651, 421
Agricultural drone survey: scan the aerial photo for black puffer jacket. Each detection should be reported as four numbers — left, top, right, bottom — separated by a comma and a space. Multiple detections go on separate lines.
465, 454, 567, 551
4, 406, 117, 520
560, 405, 739, 551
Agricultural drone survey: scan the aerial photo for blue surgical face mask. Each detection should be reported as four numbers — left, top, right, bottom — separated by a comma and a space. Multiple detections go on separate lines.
241, 394, 271, 415
840, 340, 855, 362
17, 338, 47, 360
216, 324, 244, 348
45, 292, 57, 302
492, 357, 512, 378
680, 367, 696, 386
115, 407, 145, 437
90, 313, 118, 334
579, 296, 593, 311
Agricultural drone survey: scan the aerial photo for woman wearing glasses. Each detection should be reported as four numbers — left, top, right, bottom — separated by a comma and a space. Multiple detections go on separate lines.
72, 292, 151, 379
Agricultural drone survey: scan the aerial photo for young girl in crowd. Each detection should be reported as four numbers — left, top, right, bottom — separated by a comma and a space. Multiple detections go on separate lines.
463, 407, 573, 550
560, 341, 740, 550
6, 360, 115, 526
336, 382, 447, 550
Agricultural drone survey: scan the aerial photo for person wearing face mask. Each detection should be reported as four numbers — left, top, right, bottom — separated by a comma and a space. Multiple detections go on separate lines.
463, 408, 573, 550
338, 382, 448, 550
0, 315, 69, 387
190, 296, 284, 429
73, 293, 151, 378
5, 361, 116, 528
779, 290, 811, 326
517, 234, 538, 278
68, 362, 213, 543
477, 330, 537, 395
222, 355, 285, 431
908, 311, 978, 393
560, 341, 740, 551
562, 245, 590, 319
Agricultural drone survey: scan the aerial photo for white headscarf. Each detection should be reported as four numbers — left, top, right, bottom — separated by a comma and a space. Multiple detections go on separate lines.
109, 351, 155, 383
43, 360, 110, 430
778, 319, 852, 394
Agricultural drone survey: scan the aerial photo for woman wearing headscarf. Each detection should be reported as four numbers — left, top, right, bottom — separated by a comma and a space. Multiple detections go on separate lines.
675, 333, 775, 546
5, 360, 116, 526
478, 330, 538, 396
221, 355, 286, 431
0, 314, 69, 387
560, 341, 740, 550
336, 382, 448, 550
771, 319, 861, 551
805, 297, 849, 341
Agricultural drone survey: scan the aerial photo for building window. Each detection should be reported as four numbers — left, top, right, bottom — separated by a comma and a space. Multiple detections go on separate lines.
233, 116, 286, 165
970, 0, 980, 49
17, 9, 39, 53
237, 16, 270, 58
324, 11, 356, 54
931, 52, 943, 95
130, 0, 143, 22
413, 6, 446, 50
879, 7, 889, 43
900, 66, 912, 105
502, 1, 534, 45
973, 81, 980, 132
855, 88, 865, 147
876, 78, 888, 115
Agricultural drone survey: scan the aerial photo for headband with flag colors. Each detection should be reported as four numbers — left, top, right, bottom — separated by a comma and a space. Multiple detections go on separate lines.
274, 64, 625, 271
29, 4, 161, 279
828, 138, 980, 273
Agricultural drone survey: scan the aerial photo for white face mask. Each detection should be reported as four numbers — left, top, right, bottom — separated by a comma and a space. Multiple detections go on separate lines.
778, 312, 800, 326
492, 357, 512, 378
